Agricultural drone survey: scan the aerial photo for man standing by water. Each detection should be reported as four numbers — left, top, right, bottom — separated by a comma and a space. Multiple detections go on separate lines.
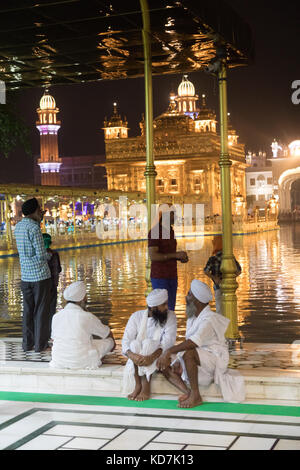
14, 198, 52, 352
148, 208, 188, 312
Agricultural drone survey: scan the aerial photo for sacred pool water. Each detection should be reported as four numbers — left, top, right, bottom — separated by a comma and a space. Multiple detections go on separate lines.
1, 225, 300, 344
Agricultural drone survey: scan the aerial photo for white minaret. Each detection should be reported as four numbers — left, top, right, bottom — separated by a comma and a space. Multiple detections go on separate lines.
36, 90, 62, 185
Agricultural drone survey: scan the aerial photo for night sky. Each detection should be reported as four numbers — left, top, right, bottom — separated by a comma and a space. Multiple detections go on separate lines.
1, 0, 300, 184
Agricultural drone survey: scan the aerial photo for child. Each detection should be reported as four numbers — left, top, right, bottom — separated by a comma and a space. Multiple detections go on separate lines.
42, 233, 62, 332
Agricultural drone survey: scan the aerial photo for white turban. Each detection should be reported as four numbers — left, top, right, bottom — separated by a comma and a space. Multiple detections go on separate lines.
146, 289, 168, 308
191, 279, 213, 304
63, 281, 86, 302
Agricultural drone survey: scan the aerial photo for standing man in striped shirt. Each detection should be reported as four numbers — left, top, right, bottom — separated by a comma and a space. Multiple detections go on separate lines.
15, 198, 52, 352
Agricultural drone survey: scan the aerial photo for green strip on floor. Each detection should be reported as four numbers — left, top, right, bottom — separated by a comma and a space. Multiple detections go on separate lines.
0, 391, 299, 417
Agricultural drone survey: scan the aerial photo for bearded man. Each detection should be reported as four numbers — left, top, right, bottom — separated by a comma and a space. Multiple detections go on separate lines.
157, 280, 245, 408
122, 289, 177, 401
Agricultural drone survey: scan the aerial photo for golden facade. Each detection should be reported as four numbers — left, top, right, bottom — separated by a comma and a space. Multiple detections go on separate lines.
102, 76, 247, 216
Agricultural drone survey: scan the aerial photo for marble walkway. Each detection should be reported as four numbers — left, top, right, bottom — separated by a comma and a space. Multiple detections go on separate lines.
1, 395, 300, 450
1, 339, 300, 450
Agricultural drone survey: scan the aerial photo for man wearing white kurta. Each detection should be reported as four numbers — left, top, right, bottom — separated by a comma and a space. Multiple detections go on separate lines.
122, 289, 177, 401
50, 281, 115, 369
157, 280, 245, 408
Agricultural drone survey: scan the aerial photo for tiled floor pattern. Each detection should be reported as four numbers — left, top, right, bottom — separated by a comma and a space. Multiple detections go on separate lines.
2, 339, 300, 371
0, 338, 126, 365
1, 401, 300, 450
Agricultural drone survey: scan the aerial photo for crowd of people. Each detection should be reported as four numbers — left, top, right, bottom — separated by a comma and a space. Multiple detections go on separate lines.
14, 197, 244, 408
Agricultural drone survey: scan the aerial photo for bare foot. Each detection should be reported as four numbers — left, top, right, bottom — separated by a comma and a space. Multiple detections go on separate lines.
135, 377, 151, 401
135, 391, 150, 401
178, 391, 190, 402
178, 393, 202, 408
128, 384, 142, 401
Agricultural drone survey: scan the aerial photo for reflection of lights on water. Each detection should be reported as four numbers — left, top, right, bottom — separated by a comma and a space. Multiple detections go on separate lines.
1, 229, 300, 341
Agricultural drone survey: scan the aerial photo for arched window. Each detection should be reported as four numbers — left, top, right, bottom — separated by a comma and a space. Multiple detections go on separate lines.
43, 113, 47, 123
49, 114, 53, 123
183, 101, 186, 112
257, 174, 265, 188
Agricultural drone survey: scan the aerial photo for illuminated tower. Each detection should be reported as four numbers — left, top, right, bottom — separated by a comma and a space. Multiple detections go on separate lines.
36, 90, 62, 185
227, 113, 239, 146
103, 102, 128, 140
194, 94, 217, 133
176, 75, 198, 115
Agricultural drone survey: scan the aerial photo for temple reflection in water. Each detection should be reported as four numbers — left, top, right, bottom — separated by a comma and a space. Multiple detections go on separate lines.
1, 226, 300, 344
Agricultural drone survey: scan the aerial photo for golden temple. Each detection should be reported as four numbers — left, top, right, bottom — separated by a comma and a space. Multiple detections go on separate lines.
101, 75, 247, 217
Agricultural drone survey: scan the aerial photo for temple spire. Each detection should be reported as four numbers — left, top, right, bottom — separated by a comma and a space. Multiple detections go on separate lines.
103, 102, 129, 140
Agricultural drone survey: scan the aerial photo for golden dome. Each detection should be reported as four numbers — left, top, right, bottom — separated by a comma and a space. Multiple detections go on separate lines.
178, 75, 195, 97
40, 92, 56, 110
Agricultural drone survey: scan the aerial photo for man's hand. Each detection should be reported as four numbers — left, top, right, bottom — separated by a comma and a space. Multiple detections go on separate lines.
211, 274, 222, 286
108, 332, 116, 352
176, 251, 189, 263
110, 338, 116, 352
139, 354, 155, 367
128, 352, 145, 366
157, 351, 171, 371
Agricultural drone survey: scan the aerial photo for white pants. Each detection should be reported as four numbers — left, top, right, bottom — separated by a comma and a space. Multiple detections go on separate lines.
129, 338, 161, 381
175, 348, 216, 388
92, 337, 114, 366
50, 337, 114, 370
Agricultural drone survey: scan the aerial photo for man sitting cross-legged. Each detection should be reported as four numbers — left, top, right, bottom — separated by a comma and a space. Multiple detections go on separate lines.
50, 281, 115, 370
157, 279, 245, 408
122, 289, 177, 401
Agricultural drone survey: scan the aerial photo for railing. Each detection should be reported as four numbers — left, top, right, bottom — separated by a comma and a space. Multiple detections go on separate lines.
0, 215, 279, 253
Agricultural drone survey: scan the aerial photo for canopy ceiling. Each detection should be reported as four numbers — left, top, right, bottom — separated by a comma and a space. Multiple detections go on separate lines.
0, 0, 254, 90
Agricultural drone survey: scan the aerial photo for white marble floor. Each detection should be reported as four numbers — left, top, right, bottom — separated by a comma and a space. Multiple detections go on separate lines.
1, 397, 300, 450
2, 339, 300, 371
